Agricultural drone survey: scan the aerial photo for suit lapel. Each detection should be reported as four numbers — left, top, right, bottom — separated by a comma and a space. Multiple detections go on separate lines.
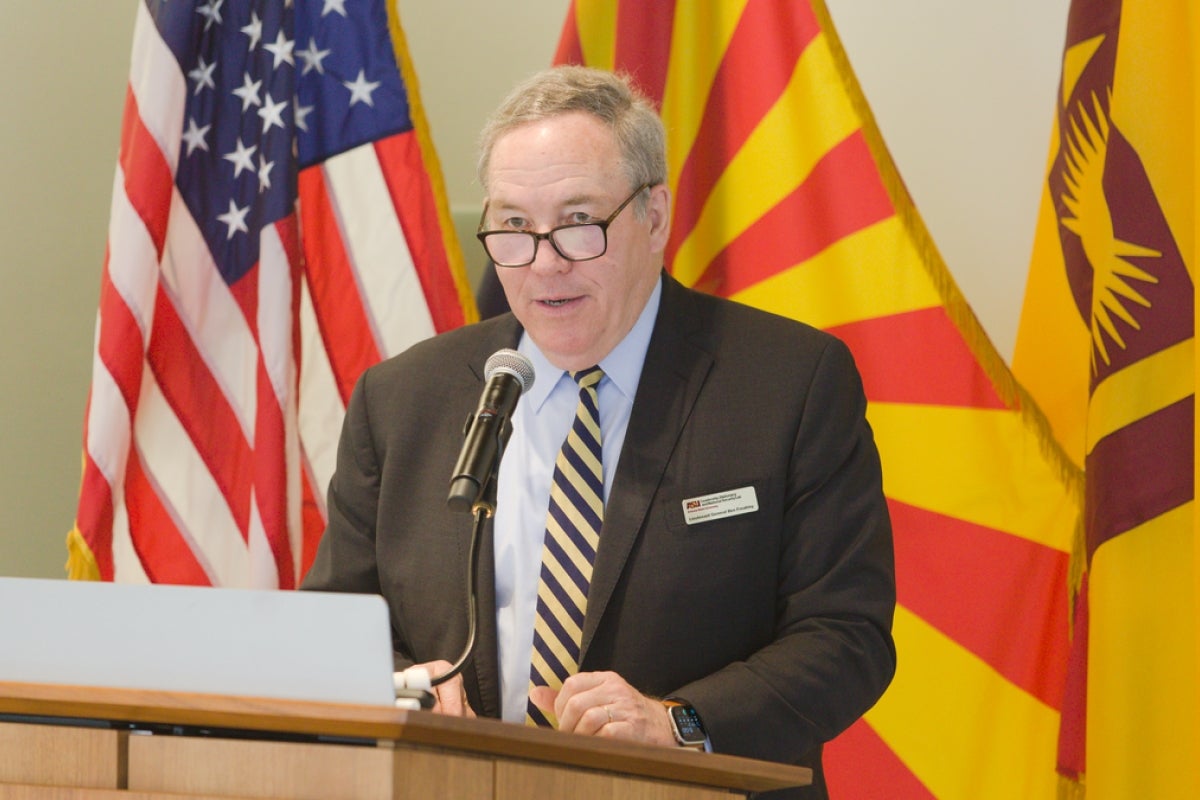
580, 277, 713, 660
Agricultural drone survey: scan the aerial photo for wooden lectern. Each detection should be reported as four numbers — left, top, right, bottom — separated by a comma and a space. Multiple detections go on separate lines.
0, 681, 810, 799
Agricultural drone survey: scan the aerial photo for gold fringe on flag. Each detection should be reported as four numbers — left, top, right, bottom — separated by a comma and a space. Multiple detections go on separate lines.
66, 449, 101, 581
1058, 772, 1087, 800
384, 0, 478, 324
812, 0, 1085, 508
66, 526, 101, 581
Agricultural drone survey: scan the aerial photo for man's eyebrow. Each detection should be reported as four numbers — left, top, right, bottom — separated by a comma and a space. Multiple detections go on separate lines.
489, 193, 603, 214
561, 193, 600, 207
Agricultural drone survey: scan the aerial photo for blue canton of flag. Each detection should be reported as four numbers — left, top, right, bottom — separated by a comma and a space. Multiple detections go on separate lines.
146, 0, 413, 286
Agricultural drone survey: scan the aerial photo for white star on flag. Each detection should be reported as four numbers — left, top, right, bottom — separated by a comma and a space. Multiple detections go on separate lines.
232, 73, 263, 111
264, 31, 295, 69
216, 198, 249, 239
258, 93, 288, 135
297, 38, 331, 76
223, 137, 257, 178
240, 12, 263, 50
188, 56, 217, 95
182, 118, 211, 156
343, 70, 381, 107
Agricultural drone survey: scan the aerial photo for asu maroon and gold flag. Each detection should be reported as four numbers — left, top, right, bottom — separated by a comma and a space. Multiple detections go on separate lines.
557, 1, 1078, 796
1015, 1, 1198, 797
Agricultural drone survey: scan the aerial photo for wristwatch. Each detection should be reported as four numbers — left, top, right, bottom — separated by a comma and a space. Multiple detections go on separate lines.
664, 699, 708, 750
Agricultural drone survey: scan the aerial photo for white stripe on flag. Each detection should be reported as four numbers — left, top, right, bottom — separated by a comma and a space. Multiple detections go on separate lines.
323, 144, 436, 358
106, 165, 159, 345
158, 189, 259, 442
129, 1, 184, 174
111, 496, 151, 584
135, 371, 248, 586
247, 499, 280, 590
298, 275, 347, 511
259, 222, 305, 572
258, 222, 294, 405
85, 323, 133, 490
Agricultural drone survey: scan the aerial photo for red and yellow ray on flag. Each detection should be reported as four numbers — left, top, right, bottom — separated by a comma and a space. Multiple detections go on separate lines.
1015, 1, 1198, 797
559, 1, 1079, 796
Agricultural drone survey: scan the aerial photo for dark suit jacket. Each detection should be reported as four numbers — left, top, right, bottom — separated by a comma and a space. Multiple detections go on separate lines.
303, 274, 896, 799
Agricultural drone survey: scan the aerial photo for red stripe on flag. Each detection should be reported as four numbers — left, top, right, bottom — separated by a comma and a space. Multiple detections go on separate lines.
613, 1, 673, 106
695, 131, 893, 296
125, 447, 210, 585
826, 718, 936, 799
118, 85, 172, 258
147, 287, 253, 540
826, 307, 1008, 409
374, 132, 467, 332
298, 165, 382, 404
76, 450, 116, 581
667, 1, 821, 264
890, 499, 1069, 709
255, 353, 294, 589
226, 260, 260, 335
96, 255, 147, 417
553, 1, 583, 66
299, 466, 325, 582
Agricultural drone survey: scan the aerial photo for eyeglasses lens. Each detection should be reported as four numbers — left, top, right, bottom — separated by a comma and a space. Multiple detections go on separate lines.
551, 224, 605, 260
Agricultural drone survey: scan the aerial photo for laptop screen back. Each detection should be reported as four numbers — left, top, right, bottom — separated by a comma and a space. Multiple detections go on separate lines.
0, 577, 395, 707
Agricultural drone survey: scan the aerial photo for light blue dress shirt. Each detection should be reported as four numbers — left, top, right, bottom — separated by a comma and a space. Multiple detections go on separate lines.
492, 277, 663, 722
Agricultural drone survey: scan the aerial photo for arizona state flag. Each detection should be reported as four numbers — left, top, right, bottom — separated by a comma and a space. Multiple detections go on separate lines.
1014, 1, 1198, 797
558, 1, 1078, 796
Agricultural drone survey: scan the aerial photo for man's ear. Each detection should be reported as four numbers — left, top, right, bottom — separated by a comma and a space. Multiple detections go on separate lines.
646, 183, 672, 253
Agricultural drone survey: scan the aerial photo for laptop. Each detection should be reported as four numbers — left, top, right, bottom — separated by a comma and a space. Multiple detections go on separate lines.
0, 577, 397, 707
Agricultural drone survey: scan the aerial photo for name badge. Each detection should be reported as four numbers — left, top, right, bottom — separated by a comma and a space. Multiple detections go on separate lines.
681, 486, 759, 525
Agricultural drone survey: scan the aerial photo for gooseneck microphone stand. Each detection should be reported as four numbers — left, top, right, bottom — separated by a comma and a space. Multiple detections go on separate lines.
429, 469, 496, 688
393, 465, 496, 708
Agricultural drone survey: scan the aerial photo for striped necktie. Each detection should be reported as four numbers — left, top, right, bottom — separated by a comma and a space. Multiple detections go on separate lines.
526, 367, 604, 727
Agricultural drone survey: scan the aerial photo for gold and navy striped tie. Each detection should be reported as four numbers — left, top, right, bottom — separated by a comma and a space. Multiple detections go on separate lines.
526, 367, 604, 727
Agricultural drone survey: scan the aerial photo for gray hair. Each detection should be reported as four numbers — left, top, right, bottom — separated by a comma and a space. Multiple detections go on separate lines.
477, 66, 667, 213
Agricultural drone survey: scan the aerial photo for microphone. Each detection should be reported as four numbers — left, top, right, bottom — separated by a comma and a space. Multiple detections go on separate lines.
446, 348, 535, 513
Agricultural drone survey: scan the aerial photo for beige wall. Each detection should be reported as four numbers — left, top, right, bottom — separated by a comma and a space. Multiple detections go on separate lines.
0, 0, 1067, 579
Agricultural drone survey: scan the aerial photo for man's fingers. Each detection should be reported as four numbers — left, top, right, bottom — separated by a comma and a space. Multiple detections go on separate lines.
408, 660, 475, 717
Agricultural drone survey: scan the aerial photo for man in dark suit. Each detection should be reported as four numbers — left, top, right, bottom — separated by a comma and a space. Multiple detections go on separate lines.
303, 66, 895, 798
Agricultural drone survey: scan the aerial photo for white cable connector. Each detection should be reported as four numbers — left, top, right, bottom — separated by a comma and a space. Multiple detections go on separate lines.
393, 666, 433, 709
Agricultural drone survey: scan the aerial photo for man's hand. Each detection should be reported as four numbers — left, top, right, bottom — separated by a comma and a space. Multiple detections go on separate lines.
528, 671, 676, 747
406, 660, 476, 717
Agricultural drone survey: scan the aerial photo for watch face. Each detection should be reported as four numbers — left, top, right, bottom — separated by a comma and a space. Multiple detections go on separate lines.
670, 704, 707, 744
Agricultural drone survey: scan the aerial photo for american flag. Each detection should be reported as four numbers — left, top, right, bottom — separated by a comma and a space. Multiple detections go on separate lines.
69, 0, 472, 587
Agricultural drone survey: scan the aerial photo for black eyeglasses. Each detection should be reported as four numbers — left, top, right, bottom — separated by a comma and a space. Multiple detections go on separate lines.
476, 184, 651, 268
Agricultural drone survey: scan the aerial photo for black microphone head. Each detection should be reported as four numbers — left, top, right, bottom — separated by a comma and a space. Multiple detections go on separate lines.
484, 348, 535, 393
